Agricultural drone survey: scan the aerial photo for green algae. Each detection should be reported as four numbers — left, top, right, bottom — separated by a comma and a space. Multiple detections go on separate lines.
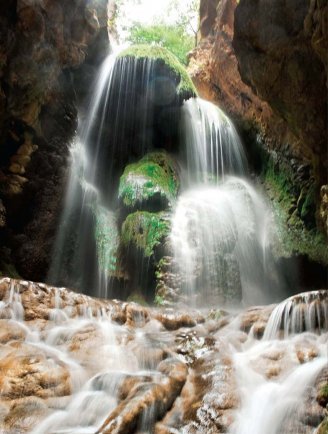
119, 151, 179, 208
121, 211, 170, 258
117, 44, 197, 97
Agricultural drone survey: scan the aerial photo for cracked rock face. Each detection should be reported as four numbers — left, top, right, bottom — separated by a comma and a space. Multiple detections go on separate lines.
192, 0, 327, 176
233, 0, 327, 175
0, 0, 114, 281
189, 0, 327, 264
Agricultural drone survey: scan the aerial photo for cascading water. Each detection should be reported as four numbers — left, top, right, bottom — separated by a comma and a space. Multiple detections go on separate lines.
169, 97, 284, 306
227, 290, 328, 434
170, 177, 280, 305
48, 46, 190, 299
263, 290, 328, 339
181, 97, 247, 183
48, 51, 121, 298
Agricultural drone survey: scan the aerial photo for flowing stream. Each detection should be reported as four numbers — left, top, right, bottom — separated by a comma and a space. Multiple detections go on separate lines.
0, 279, 326, 433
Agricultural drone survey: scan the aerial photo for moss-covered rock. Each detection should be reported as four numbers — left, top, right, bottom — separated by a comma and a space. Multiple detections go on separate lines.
263, 159, 328, 265
121, 211, 170, 259
118, 151, 179, 209
117, 45, 197, 98
317, 417, 328, 434
317, 383, 328, 407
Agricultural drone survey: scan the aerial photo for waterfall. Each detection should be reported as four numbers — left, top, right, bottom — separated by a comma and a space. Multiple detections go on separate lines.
48, 51, 120, 298
48, 47, 190, 298
169, 97, 284, 305
181, 97, 247, 184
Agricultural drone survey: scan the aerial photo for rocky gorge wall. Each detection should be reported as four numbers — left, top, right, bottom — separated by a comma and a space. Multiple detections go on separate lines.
189, 0, 328, 275
0, 0, 115, 281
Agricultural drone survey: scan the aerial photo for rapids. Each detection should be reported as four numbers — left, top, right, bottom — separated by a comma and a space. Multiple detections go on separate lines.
0, 279, 327, 433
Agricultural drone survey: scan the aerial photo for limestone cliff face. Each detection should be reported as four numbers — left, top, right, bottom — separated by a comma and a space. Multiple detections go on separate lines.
189, 0, 327, 265
0, 0, 115, 280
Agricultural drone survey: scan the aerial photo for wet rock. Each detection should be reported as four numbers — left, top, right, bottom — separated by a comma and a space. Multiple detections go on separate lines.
1, 396, 49, 433
239, 305, 275, 337
319, 185, 328, 235
0, 278, 326, 433
0, 0, 115, 282
97, 359, 188, 434
0, 342, 71, 400
154, 310, 204, 331
0, 320, 26, 344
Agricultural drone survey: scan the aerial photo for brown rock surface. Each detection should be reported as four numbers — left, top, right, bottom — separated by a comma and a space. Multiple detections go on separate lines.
233, 0, 327, 174
189, 0, 328, 248
0, 278, 326, 433
0, 0, 115, 281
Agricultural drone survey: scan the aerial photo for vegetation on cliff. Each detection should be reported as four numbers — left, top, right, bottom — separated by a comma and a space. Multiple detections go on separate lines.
118, 45, 197, 96
118, 151, 179, 208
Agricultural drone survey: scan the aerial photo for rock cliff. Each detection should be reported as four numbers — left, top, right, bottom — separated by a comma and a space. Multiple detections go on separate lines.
0, 0, 115, 280
189, 0, 327, 268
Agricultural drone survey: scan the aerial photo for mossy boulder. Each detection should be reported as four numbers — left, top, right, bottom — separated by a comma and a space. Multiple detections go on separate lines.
118, 151, 179, 209
117, 45, 197, 99
121, 211, 170, 259
263, 159, 328, 266
317, 383, 328, 407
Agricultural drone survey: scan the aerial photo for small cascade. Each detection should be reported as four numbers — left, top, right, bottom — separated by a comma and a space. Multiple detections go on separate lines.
0, 280, 24, 321
181, 97, 247, 184
263, 290, 328, 339
48, 50, 120, 297
230, 336, 327, 434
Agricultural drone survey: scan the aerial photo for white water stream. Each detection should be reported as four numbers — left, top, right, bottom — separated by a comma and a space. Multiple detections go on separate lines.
0, 280, 326, 433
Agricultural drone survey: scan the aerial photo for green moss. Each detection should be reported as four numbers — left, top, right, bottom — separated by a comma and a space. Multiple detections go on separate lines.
317, 417, 328, 434
264, 162, 328, 265
119, 151, 179, 208
127, 292, 149, 306
154, 294, 165, 306
300, 184, 316, 221
121, 211, 170, 258
0, 262, 21, 279
318, 383, 328, 405
117, 45, 197, 96
94, 205, 120, 276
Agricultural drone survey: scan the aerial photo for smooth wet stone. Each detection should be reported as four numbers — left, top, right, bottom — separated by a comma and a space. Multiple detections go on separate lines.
1, 396, 49, 434
0, 342, 71, 400
239, 304, 275, 337
0, 320, 27, 344
97, 359, 188, 434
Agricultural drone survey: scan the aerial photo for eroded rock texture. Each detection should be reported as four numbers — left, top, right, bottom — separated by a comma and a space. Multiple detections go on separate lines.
189, 0, 328, 268
0, 0, 114, 280
1, 278, 326, 433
